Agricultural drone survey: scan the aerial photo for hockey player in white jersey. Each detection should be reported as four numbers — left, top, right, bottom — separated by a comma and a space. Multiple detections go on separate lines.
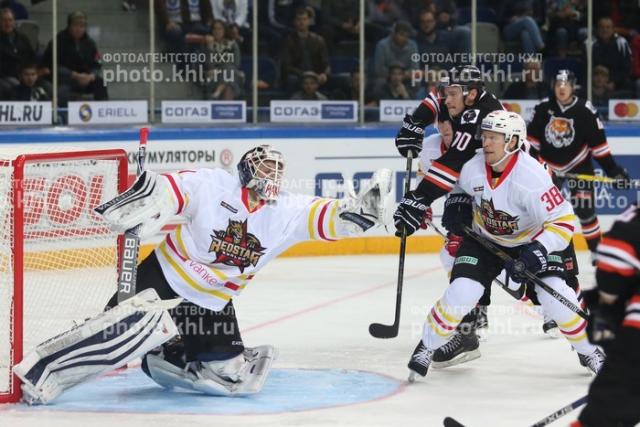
407, 110, 605, 381
14, 145, 395, 404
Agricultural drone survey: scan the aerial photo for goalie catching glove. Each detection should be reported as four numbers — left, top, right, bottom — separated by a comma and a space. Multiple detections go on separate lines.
337, 168, 394, 234
95, 170, 180, 239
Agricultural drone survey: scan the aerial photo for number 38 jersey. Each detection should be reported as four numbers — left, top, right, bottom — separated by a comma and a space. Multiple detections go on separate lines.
154, 168, 348, 312
453, 151, 577, 253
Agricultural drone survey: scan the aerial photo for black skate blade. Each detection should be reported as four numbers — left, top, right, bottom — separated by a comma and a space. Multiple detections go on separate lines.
368, 322, 398, 339
443, 417, 466, 427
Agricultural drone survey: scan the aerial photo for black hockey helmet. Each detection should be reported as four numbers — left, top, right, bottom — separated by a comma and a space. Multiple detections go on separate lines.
439, 65, 484, 96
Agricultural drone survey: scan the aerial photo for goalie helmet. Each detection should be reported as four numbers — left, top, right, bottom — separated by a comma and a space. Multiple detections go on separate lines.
237, 145, 285, 201
480, 110, 527, 166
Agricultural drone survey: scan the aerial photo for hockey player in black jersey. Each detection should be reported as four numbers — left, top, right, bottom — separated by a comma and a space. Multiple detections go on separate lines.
393, 64, 504, 368
528, 69, 631, 256
571, 202, 640, 427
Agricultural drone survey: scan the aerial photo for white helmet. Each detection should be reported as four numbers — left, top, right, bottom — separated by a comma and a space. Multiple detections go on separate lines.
480, 110, 527, 167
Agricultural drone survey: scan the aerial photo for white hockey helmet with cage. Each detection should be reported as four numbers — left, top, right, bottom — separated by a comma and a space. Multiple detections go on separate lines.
237, 145, 285, 201
480, 110, 527, 167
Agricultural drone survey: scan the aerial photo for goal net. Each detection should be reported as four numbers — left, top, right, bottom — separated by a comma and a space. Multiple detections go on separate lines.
0, 148, 128, 403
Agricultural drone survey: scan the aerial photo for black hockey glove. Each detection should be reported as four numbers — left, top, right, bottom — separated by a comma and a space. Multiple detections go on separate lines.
394, 190, 429, 237
505, 241, 548, 283
587, 302, 624, 346
441, 194, 473, 235
608, 166, 632, 190
395, 114, 425, 158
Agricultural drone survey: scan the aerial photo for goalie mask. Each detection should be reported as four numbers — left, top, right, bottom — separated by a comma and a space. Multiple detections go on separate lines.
237, 145, 285, 201
480, 110, 527, 167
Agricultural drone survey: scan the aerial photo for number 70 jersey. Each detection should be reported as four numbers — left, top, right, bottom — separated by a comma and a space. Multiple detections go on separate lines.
453, 151, 577, 254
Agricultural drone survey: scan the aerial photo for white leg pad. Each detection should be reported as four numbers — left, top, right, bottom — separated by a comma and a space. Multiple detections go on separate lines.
144, 345, 277, 396
13, 289, 180, 405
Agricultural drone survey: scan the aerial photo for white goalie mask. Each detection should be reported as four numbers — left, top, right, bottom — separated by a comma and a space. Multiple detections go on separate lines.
480, 110, 527, 167
237, 145, 285, 201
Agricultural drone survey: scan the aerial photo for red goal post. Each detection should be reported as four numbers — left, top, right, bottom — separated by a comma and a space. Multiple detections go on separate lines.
0, 148, 128, 403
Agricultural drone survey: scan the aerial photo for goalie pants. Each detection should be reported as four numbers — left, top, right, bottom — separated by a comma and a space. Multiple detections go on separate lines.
107, 252, 244, 361
578, 327, 640, 427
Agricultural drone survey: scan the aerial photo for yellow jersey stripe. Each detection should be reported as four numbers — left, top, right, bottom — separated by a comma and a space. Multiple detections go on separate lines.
544, 224, 572, 242
558, 315, 581, 329
158, 243, 231, 301
307, 199, 325, 240
436, 301, 461, 324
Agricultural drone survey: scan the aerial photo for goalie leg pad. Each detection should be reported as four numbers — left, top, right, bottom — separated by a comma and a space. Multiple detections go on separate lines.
13, 289, 180, 405
337, 168, 394, 234
143, 345, 277, 396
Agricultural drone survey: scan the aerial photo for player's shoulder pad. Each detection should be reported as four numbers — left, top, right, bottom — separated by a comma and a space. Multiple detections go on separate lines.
513, 153, 552, 189
582, 99, 599, 115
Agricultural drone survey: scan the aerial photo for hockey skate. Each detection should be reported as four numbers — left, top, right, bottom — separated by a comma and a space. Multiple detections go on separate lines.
542, 314, 560, 338
578, 348, 605, 374
408, 340, 434, 382
474, 305, 489, 341
432, 331, 481, 369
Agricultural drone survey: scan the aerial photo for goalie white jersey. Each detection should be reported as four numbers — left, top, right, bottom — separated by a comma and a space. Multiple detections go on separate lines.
155, 168, 349, 311
454, 151, 576, 253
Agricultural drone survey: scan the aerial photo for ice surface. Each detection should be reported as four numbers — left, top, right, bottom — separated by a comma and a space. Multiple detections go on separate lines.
0, 253, 597, 427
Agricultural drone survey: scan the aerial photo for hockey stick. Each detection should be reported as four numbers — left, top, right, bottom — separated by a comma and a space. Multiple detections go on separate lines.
430, 222, 525, 300
115, 127, 149, 303
554, 171, 640, 188
443, 394, 587, 427
369, 153, 413, 339
462, 226, 588, 320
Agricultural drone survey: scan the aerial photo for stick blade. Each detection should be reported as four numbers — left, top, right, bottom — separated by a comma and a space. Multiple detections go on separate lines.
443, 417, 466, 427
368, 322, 399, 339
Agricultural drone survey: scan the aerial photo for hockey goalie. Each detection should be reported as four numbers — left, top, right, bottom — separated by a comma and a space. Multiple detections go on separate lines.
13, 144, 395, 404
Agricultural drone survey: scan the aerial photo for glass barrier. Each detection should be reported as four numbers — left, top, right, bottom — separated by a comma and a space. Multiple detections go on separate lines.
1, 0, 638, 126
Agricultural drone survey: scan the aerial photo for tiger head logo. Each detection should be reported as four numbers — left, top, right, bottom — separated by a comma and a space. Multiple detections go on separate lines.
544, 116, 575, 148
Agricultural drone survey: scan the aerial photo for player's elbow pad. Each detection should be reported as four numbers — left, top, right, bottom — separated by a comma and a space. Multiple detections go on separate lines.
96, 170, 180, 239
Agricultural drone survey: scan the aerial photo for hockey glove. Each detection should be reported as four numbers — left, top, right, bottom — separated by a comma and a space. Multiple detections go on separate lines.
441, 194, 473, 235
445, 233, 463, 257
608, 166, 632, 190
419, 206, 433, 230
394, 190, 429, 237
395, 114, 425, 158
587, 302, 623, 345
504, 241, 548, 283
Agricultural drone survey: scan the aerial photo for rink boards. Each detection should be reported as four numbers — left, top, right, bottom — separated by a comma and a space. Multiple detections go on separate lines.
0, 125, 638, 256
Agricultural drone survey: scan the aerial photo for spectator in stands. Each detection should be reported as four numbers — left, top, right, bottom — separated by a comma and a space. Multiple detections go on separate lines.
502, 59, 546, 99
592, 17, 633, 92
290, 71, 327, 100
415, 10, 451, 68
402, 0, 436, 28
433, 0, 470, 55
0, 0, 27, 20
42, 11, 108, 104
321, 0, 360, 45
498, 1, 545, 54
547, 0, 587, 57
591, 65, 614, 109
258, 0, 306, 53
280, 6, 330, 93
372, 20, 418, 87
0, 8, 35, 99
373, 62, 414, 102
11, 62, 50, 101
155, 0, 213, 54
210, 0, 249, 48
594, 0, 640, 38
367, 0, 407, 27
203, 19, 243, 100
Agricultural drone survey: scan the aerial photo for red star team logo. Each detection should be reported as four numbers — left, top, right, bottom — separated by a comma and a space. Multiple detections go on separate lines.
209, 219, 266, 272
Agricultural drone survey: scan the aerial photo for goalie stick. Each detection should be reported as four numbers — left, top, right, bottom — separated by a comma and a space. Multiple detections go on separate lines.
369, 153, 413, 339
462, 225, 588, 320
96, 127, 149, 303
443, 395, 587, 427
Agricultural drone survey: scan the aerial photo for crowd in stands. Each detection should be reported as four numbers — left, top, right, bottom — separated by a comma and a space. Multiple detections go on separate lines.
0, 0, 639, 115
